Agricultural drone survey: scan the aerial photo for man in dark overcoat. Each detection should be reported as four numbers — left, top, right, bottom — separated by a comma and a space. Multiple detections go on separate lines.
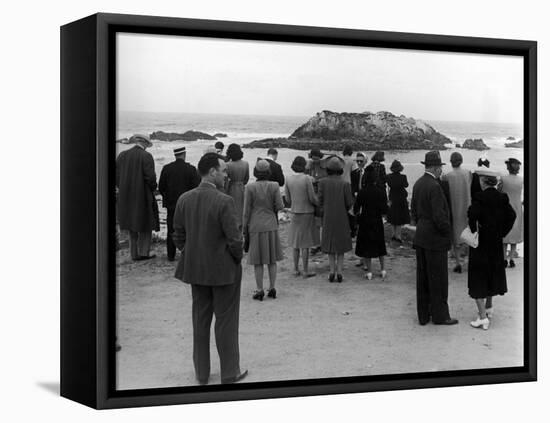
266, 148, 285, 187
158, 146, 200, 261
172, 153, 248, 385
116, 134, 158, 261
411, 151, 458, 326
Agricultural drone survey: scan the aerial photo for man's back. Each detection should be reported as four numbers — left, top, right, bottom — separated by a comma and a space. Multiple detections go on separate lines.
173, 183, 243, 286
411, 174, 451, 251
159, 160, 200, 209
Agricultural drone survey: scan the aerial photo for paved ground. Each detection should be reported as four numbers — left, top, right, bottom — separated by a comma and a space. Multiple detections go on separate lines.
115, 224, 524, 390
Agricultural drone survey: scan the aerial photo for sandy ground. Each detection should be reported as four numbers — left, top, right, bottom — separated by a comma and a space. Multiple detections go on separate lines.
116, 223, 523, 390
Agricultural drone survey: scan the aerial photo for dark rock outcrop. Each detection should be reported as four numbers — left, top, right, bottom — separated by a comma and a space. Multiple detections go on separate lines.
243, 110, 451, 151
505, 139, 524, 148
150, 130, 216, 141
506, 136, 516, 141
214, 133, 228, 138
462, 138, 489, 150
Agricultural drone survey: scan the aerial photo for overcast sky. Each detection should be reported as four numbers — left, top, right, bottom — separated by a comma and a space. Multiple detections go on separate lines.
117, 33, 523, 123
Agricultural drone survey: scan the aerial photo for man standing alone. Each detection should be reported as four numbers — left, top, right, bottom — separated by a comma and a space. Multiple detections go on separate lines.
266, 148, 285, 187
158, 146, 200, 261
116, 134, 158, 261
173, 153, 248, 385
411, 151, 458, 326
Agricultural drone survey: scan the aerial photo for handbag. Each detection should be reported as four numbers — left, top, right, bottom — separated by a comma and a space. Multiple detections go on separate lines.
460, 225, 479, 248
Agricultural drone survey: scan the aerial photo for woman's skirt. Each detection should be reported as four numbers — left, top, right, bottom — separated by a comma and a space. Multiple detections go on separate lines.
248, 230, 284, 265
287, 212, 319, 249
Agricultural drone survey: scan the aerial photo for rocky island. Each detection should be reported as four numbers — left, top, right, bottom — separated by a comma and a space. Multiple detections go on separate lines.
461, 138, 490, 150
243, 110, 452, 151
505, 139, 524, 148
150, 130, 217, 141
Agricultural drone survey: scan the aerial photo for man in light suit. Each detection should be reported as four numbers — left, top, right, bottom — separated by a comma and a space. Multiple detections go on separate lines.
411, 151, 458, 326
172, 153, 248, 385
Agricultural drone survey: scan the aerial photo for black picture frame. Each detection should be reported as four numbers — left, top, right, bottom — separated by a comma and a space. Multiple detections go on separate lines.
60, 12, 537, 409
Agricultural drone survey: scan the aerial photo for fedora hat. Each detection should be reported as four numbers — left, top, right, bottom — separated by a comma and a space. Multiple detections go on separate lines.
475, 168, 499, 178
173, 146, 186, 156
421, 151, 445, 166
129, 133, 152, 148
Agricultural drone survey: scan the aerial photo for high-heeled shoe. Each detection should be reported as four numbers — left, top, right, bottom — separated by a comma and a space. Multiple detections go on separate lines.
380, 270, 387, 280
267, 288, 277, 299
328, 273, 335, 283
504, 260, 508, 268
453, 264, 462, 273
336, 274, 343, 283
252, 290, 264, 301
509, 259, 516, 268
470, 316, 490, 330
365, 272, 373, 280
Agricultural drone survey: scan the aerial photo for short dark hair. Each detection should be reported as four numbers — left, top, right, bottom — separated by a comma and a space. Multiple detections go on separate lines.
226, 143, 243, 161
326, 168, 343, 176
214, 141, 225, 150
267, 148, 278, 156
253, 167, 272, 180
197, 153, 223, 176
291, 156, 307, 173
343, 145, 353, 156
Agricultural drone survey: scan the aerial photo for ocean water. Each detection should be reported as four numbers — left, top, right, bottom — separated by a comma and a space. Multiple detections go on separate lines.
117, 111, 524, 188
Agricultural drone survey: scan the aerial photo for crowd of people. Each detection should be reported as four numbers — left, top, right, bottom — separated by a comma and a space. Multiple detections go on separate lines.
116, 133, 524, 384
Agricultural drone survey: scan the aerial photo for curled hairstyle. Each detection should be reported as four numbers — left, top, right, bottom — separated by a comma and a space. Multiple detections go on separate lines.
254, 167, 272, 180
226, 143, 244, 161
214, 141, 224, 150
481, 175, 498, 187
197, 153, 223, 176
343, 145, 353, 156
291, 156, 307, 173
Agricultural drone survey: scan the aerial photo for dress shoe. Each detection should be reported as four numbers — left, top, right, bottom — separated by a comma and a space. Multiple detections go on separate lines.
135, 254, 156, 261
221, 369, 248, 384
470, 316, 490, 330
167, 256, 175, 262
365, 272, 373, 280
419, 319, 430, 326
303, 272, 316, 278
380, 270, 387, 280
197, 378, 209, 386
509, 259, 516, 268
336, 274, 343, 283
115, 344, 122, 352
504, 260, 508, 268
433, 318, 459, 325
267, 288, 277, 299
453, 264, 462, 273
328, 273, 335, 282
252, 290, 264, 301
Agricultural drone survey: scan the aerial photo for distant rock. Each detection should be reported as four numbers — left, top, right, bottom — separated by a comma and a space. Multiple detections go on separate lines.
506, 136, 516, 141
456, 143, 461, 148
505, 139, 524, 148
214, 133, 228, 138
462, 138, 490, 150
150, 130, 216, 141
243, 110, 451, 151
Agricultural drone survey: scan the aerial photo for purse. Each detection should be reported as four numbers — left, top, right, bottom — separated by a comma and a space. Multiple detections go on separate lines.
460, 226, 479, 248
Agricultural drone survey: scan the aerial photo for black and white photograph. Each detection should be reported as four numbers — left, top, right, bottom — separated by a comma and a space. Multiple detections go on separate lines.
114, 32, 526, 390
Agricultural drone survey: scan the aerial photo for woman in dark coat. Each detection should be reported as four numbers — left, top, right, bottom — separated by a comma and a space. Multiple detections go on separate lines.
386, 160, 410, 243
354, 167, 389, 280
467, 170, 516, 330
318, 156, 353, 283
366, 151, 387, 197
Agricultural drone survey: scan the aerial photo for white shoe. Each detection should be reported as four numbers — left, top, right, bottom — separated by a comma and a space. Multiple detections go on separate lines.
365, 272, 373, 280
380, 270, 387, 279
470, 317, 490, 330
485, 307, 494, 319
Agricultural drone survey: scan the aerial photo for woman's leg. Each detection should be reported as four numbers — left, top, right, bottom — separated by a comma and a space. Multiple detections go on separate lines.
254, 265, 264, 291
395, 225, 402, 240
485, 296, 493, 309
474, 298, 487, 318
510, 244, 518, 258
365, 258, 372, 272
336, 254, 344, 275
267, 263, 277, 290
379, 256, 385, 271
293, 248, 300, 274
328, 254, 336, 274
302, 248, 314, 276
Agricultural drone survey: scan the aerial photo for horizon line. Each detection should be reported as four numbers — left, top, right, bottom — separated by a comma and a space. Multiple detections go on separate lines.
118, 109, 523, 126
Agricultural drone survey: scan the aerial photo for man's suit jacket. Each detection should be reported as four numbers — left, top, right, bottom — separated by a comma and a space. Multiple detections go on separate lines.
266, 159, 285, 187
411, 173, 452, 251
158, 159, 200, 209
350, 167, 367, 196
173, 182, 243, 285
